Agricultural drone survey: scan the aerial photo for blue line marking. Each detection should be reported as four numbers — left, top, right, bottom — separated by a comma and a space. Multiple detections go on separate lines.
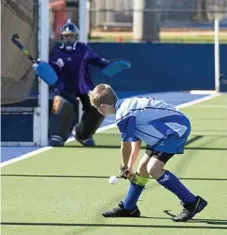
1, 147, 40, 163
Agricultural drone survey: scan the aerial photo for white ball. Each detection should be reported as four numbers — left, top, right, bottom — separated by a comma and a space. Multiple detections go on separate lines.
109, 176, 119, 185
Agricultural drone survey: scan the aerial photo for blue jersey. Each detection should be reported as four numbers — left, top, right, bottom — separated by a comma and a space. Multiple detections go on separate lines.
115, 97, 191, 154
50, 42, 109, 94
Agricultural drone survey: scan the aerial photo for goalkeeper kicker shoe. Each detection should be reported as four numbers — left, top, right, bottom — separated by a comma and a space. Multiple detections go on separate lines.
102, 201, 141, 217
173, 196, 208, 222
49, 135, 64, 147
75, 137, 95, 147
72, 129, 95, 146
80, 137, 95, 146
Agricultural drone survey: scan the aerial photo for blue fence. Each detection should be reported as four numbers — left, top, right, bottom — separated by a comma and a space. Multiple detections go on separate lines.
90, 43, 227, 92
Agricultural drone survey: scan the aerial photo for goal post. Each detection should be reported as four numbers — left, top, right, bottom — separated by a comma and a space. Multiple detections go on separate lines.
206, 0, 227, 93
79, 0, 88, 44
38, 0, 49, 146
214, 18, 220, 93
76, 0, 88, 121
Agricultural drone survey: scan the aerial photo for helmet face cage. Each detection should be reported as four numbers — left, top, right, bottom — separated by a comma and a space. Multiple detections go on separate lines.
60, 23, 79, 50
62, 34, 77, 44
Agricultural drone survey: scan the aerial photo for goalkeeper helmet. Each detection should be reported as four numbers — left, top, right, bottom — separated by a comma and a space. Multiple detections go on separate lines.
60, 19, 79, 51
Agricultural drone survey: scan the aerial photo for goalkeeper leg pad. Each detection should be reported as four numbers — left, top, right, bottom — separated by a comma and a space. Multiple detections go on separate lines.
72, 95, 104, 145
49, 95, 75, 146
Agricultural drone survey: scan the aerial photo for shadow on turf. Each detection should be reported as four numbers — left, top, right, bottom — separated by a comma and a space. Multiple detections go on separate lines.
64, 135, 227, 150
2, 174, 227, 182
163, 210, 227, 226
2, 208, 226, 228
64, 145, 227, 151
66, 135, 202, 148
184, 147, 227, 151
1, 220, 227, 229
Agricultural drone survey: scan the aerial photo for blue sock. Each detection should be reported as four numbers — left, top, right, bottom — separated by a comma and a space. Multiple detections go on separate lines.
123, 181, 145, 210
157, 170, 196, 204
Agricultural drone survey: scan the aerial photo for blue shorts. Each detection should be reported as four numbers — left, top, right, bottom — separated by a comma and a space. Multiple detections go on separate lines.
147, 122, 191, 154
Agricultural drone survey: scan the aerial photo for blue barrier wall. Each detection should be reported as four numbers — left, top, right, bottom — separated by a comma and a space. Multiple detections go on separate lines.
89, 43, 227, 92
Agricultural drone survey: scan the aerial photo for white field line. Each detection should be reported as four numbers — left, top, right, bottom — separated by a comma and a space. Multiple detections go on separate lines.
0, 147, 52, 168
189, 90, 217, 95
176, 93, 220, 110
0, 93, 220, 168
186, 105, 226, 109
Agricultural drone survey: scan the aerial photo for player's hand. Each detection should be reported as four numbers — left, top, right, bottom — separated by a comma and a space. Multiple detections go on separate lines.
119, 165, 133, 180
55, 58, 64, 68
119, 165, 128, 179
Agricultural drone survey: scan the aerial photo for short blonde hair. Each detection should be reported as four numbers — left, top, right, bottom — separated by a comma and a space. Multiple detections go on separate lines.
89, 84, 118, 106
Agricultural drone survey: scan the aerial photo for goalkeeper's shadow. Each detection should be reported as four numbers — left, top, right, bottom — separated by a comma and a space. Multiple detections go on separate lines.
63, 145, 147, 149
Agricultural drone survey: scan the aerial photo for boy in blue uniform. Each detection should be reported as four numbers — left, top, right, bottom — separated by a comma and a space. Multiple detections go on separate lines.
89, 84, 208, 222
49, 20, 109, 147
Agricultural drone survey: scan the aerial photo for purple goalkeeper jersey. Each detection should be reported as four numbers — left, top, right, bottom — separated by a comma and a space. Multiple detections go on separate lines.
50, 42, 109, 94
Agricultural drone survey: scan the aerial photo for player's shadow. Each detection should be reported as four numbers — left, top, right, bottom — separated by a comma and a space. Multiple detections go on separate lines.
64, 135, 203, 149
64, 145, 135, 149
163, 210, 227, 225
63, 145, 227, 151
64, 134, 227, 150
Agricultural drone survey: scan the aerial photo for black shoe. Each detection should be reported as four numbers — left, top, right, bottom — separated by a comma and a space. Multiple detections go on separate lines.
173, 196, 208, 222
102, 201, 141, 217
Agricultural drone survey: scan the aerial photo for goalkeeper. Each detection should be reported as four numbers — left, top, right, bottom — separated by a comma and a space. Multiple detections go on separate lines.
48, 20, 109, 147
